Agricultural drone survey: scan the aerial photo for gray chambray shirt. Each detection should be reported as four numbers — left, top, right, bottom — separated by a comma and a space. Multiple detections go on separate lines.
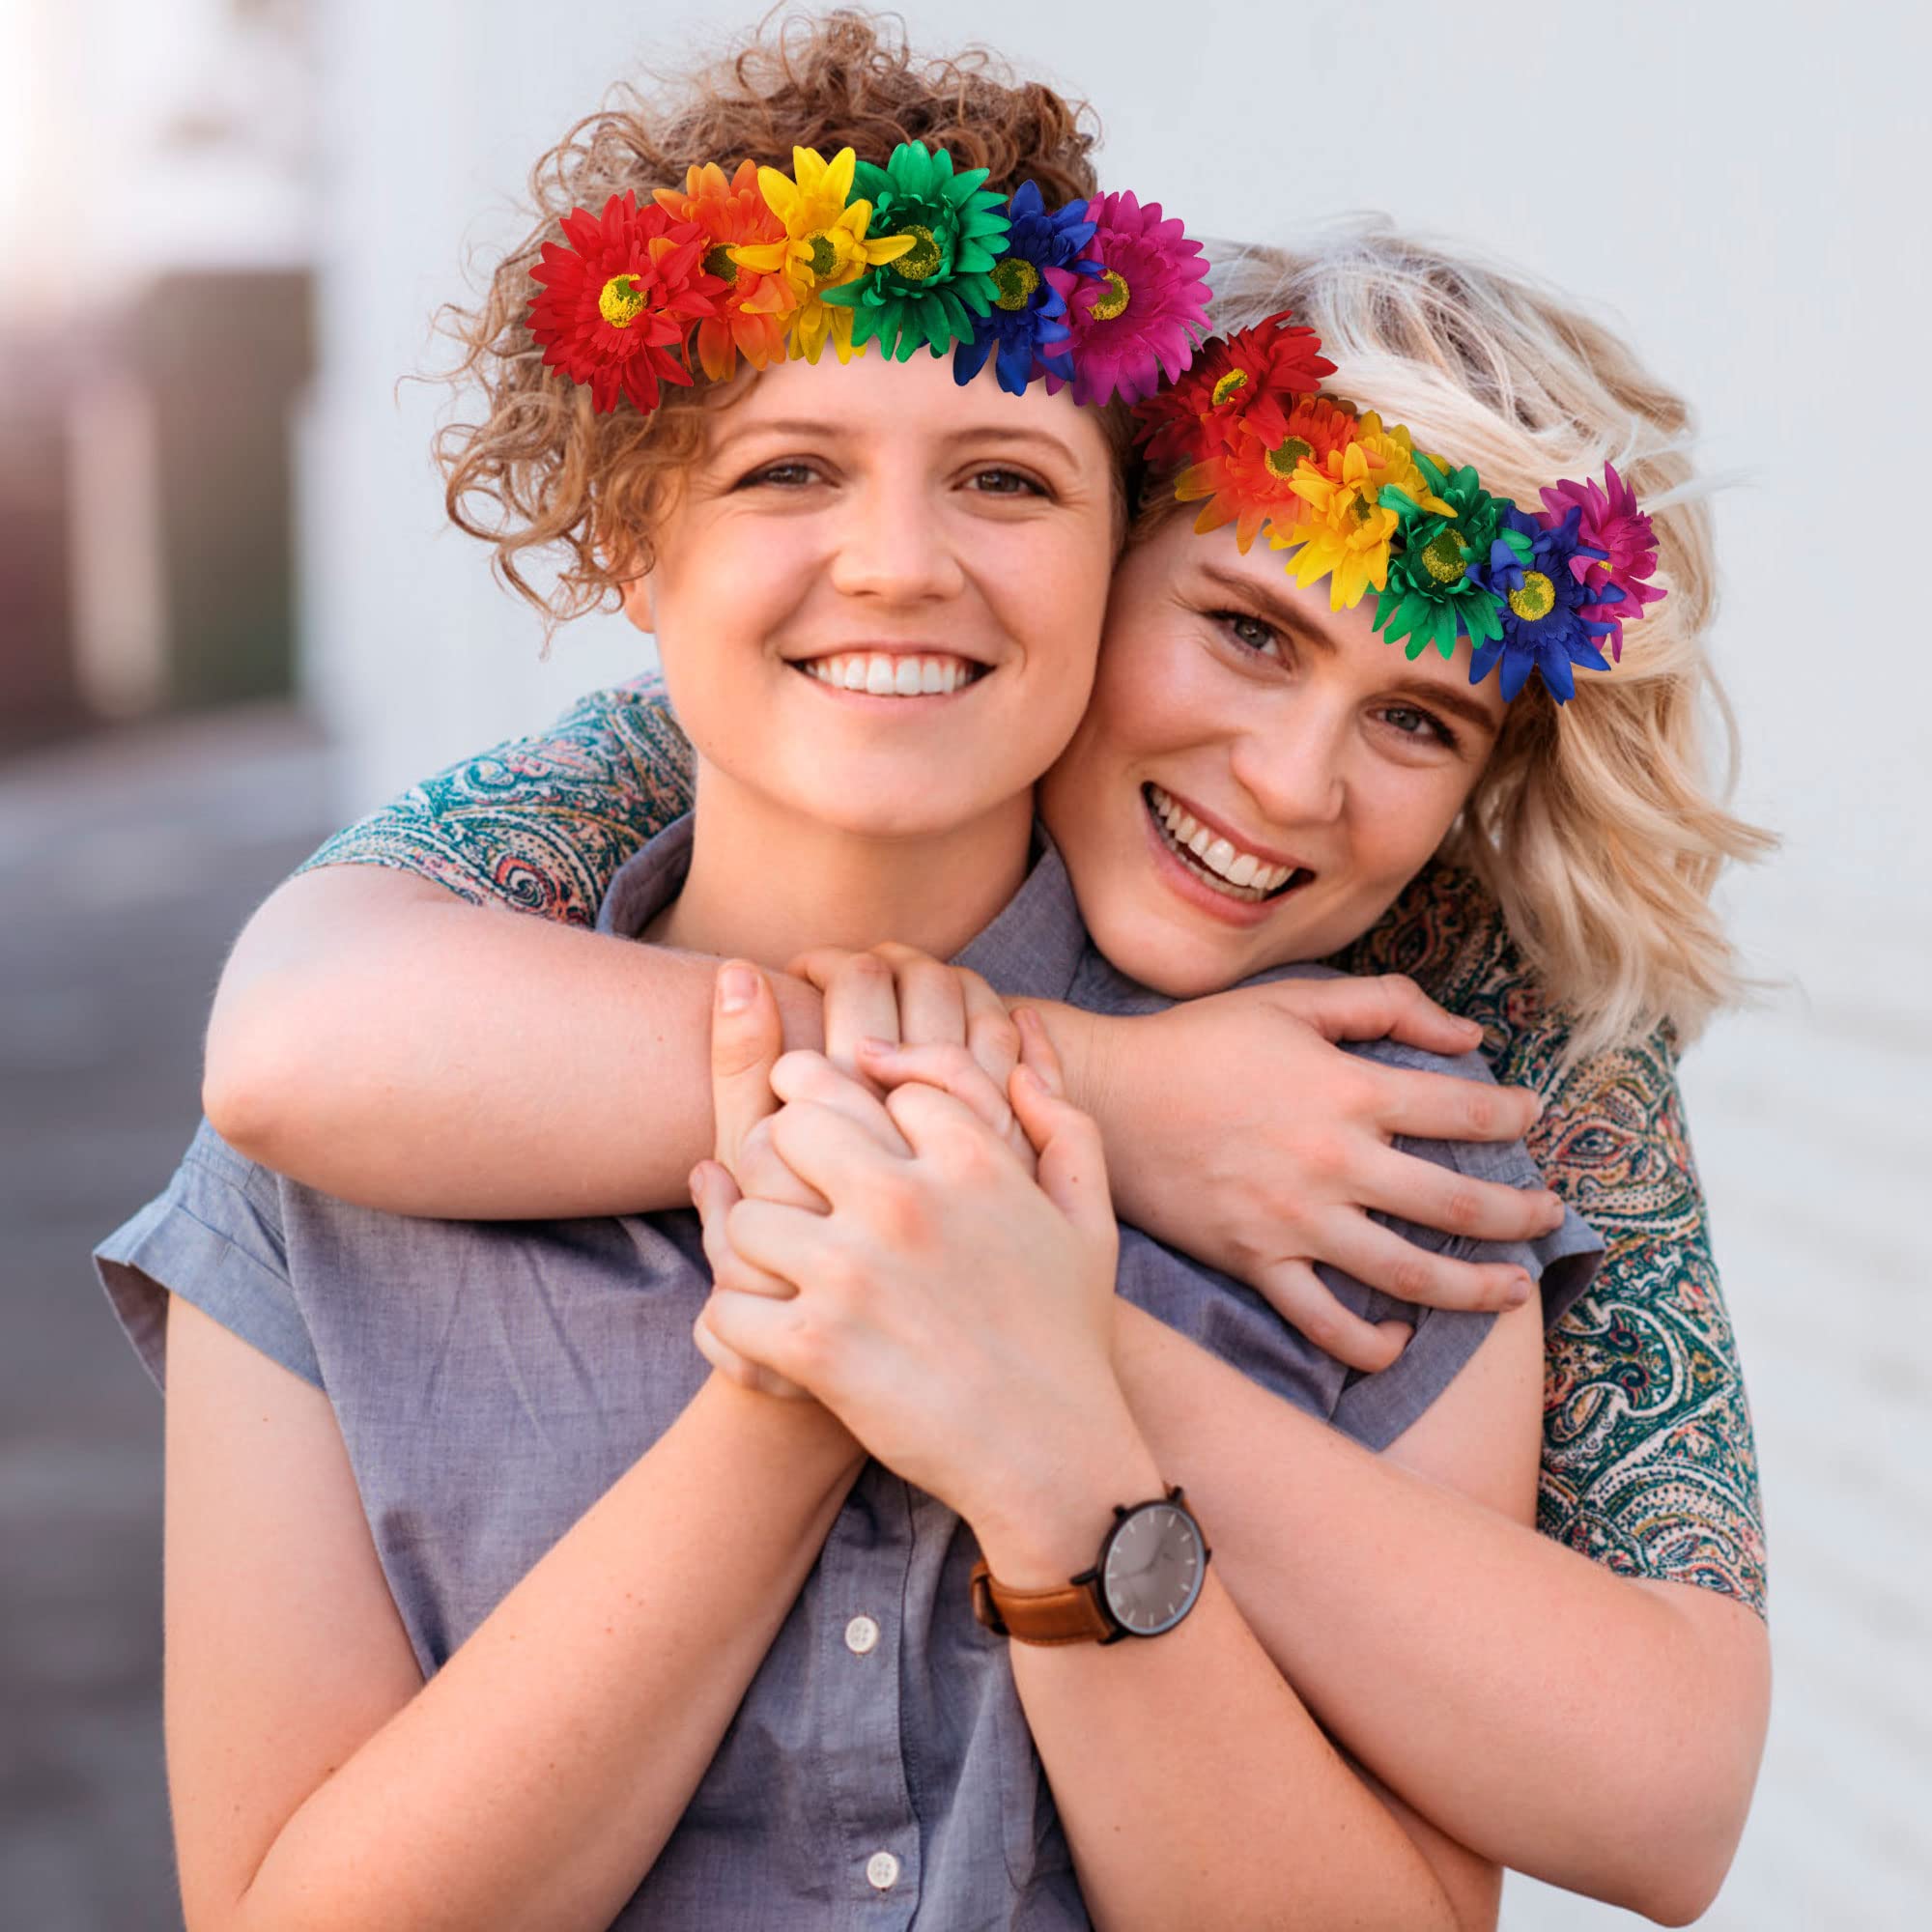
95, 815, 1603, 1931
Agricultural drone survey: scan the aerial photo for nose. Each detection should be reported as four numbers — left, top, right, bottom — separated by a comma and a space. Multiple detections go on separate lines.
1227, 694, 1349, 831
828, 479, 966, 605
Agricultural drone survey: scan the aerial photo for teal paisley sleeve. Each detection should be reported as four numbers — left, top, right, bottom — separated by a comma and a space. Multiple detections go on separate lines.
294, 672, 696, 924
1331, 863, 1768, 1617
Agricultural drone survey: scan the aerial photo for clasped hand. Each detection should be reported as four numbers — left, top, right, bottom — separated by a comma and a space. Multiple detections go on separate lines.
689, 952, 1131, 1532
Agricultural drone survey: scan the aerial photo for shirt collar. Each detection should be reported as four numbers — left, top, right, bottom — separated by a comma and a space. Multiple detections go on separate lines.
596, 815, 1087, 1002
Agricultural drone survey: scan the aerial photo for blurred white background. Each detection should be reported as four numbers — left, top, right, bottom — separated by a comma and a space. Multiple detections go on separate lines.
3, 1, 1927, 1925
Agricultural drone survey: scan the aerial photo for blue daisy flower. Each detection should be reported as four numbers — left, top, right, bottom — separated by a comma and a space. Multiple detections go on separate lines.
1466, 503, 1623, 703
954, 181, 1100, 396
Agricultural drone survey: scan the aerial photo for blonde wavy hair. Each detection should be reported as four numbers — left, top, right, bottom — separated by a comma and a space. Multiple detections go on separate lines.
1148, 226, 1776, 1060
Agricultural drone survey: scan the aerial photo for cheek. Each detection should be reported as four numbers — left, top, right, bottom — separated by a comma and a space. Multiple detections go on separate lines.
1346, 761, 1473, 892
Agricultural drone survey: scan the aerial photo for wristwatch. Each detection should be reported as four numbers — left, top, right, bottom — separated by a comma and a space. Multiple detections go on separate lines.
970, 1486, 1211, 1646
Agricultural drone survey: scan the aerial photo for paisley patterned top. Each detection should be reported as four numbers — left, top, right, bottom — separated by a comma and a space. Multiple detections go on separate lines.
298, 673, 1767, 1616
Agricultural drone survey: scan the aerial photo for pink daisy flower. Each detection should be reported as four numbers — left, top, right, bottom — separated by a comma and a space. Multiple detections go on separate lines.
1538, 462, 1668, 661
1043, 190, 1211, 408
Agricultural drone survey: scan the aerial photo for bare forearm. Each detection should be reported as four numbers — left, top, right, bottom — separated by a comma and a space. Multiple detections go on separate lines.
236, 1382, 863, 1932
204, 868, 822, 1217
975, 1435, 1477, 1932
1114, 1304, 1768, 1923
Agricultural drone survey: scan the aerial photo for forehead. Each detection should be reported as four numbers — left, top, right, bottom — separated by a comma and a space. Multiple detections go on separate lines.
710, 349, 1106, 461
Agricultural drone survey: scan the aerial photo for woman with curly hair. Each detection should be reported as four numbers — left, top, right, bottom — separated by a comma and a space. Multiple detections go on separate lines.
98, 12, 1771, 1927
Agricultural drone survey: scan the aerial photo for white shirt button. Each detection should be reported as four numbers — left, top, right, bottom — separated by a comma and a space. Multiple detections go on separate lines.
844, 1614, 881, 1656
866, 1850, 901, 1891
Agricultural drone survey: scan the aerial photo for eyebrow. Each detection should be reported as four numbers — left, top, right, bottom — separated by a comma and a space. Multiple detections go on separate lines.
711, 418, 1085, 469
1192, 561, 1501, 739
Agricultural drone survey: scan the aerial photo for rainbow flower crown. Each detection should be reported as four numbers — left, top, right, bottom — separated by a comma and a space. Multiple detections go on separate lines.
526, 141, 1664, 702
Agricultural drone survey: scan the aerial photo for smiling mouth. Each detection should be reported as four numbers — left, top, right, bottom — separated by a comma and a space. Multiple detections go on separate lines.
1143, 784, 1311, 903
793, 650, 990, 697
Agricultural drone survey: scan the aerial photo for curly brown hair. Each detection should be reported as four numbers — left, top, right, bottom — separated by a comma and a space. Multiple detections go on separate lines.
425, 9, 1124, 649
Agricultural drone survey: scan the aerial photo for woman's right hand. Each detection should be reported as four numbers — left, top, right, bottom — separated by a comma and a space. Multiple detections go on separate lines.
1081, 977, 1566, 1372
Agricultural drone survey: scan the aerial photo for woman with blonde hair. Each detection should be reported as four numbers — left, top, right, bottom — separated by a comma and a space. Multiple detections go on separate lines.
99, 12, 1770, 1925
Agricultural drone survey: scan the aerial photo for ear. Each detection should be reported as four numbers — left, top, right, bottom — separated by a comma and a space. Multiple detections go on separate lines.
599, 529, 656, 633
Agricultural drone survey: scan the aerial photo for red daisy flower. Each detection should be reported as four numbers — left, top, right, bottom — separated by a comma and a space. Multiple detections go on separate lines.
527, 190, 727, 414
1175, 393, 1362, 553
1135, 309, 1335, 469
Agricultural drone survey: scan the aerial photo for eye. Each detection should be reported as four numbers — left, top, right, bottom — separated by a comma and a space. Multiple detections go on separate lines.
1376, 703, 1459, 750
1210, 610, 1283, 659
963, 467, 1049, 497
737, 460, 823, 490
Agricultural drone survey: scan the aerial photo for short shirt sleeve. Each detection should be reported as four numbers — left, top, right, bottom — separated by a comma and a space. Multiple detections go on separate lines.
93, 1118, 321, 1392
293, 675, 696, 925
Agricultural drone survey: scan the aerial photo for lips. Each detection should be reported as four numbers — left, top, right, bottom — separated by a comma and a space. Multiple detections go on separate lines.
1143, 783, 1312, 902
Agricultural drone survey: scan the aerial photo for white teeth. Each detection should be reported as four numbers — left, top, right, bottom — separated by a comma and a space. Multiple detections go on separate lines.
802, 652, 981, 696
1146, 783, 1302, 900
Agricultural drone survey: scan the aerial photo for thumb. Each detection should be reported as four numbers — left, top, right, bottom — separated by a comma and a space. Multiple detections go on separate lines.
711, 960, 782, 1170
1009, 1063, 1115, 1247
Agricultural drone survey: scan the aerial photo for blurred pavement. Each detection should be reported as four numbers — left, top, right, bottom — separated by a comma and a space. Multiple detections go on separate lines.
0, 703, 329, 1932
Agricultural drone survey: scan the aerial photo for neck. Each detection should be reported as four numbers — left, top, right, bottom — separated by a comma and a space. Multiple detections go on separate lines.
647, 760, 1037, 968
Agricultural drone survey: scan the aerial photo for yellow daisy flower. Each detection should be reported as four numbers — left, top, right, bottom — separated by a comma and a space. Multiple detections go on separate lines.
1268, 413, 1453, 610
728, 146, 917, 364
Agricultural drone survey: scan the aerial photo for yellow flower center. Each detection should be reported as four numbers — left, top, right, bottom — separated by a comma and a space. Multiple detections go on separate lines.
1508, 570, 1556, 621
1090, 269, 1130, 322
1264, 435, 1313, 480
598, 274, 646, 328
1420, 528, 1467, 584
892, 224, 942, 281
1211, 369, 1249, 408
702, 245, 738, 285
807, 233, 839, 280
991, 256, 1040, 310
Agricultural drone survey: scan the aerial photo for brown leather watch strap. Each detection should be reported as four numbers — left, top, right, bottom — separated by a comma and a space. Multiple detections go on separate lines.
970, 1558, 1118, 1647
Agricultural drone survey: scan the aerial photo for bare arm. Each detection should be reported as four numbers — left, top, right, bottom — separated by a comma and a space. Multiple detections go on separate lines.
164, 1293, 865, 1932
1111, 1301, 1768, 1925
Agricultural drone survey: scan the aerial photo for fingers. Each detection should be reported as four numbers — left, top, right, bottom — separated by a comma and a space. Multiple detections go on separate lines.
1249, 1258, 1415, 1373
691, 1308, 808, 1400
813, 953, 902, 1080
699, 1290, 819, 1401
1370, 1062, 1543, 1147
1315, 1210, 1537, 1315
1009, 1011, 1115, 1245
1359, 1144, 1565, 1245
769, 1050, 909, 1154
692, 1161, 798, 1300
710, 960, 784, 1173
870, 944, 968, 1048
961, 974, 1020, 1096
852, 1039, 1032, 1170
1276, 973, 1488, 1057
690, 1162, 810, 1400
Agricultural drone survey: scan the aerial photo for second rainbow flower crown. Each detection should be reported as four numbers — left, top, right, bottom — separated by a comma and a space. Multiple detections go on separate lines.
526, 141, 1666, 703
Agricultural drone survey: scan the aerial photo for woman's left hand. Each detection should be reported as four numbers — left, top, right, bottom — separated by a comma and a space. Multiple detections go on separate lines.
696, 1021, 1140, 1547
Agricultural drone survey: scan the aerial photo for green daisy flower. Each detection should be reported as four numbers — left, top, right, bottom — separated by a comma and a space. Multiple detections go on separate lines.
1374, 452, 1511, 661
819, 142, 1012, 360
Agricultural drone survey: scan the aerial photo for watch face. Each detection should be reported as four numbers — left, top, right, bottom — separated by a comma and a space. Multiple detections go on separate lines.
1100, 1499, 1206, 1637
